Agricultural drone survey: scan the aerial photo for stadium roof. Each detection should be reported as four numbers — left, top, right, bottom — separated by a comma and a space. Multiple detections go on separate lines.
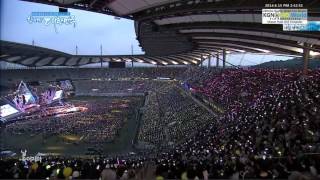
2, 0, 320, 66
0, 40, 208, 66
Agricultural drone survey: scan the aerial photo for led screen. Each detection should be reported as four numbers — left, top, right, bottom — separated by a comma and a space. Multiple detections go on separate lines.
0, 104, 19, 117
52, 90, 63, 100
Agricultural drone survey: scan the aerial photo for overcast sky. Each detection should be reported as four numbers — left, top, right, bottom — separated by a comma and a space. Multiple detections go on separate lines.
0, 0, 144, 55
0, 0, 293, 66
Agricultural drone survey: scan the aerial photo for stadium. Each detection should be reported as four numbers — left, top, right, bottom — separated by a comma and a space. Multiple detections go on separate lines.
0, 0, 320, 179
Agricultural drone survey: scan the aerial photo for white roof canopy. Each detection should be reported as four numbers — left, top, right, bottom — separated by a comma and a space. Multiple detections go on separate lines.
107, 0, 180, 15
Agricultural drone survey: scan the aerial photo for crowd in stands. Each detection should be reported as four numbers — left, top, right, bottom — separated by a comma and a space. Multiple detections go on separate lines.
0, 156, 152, 179
153, 68, 320, 179
1, 153, 318, 179
74, 80, 176, 95
1, 67, 187, 88
176, 67, 220, 84
192, 69, 301, 110
1, 67, 320, 179
4, 97, 142, 148
138, 84, 213, 147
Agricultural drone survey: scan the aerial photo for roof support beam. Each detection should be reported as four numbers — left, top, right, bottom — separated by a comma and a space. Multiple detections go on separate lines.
161, 56, 188, 65
169, 55, 199, 65
194, 38, 315, 54
180, 30, 320, 47
190, 34, 320, 52
216, 53, 219, 67
303, 43, 311, 75
197, 45, 260, 53
222, 49, 226, 69
196, 40, 301, 55
164, 22, 320, 39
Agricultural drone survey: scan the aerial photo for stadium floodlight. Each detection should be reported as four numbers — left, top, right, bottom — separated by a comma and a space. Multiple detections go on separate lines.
182, 61, 189, 65
123, 58, 131, 62
171, 61, 178, 65
0, 54, 9, 58
235, 49, 246, 53
135, 59, 144, 63
257, 49, 270, 53
161, 61, 168, 65
296, 48, 304, 53
151, 61, 157, 65
191, 60, 198, 64
6, 56, 22, 62
310, 51, 320, 56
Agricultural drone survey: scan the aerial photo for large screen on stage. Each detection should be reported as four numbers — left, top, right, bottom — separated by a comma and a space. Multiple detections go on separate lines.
13, 92, 36, 108
0, 104, 19, 118
52, 90, 63, 100
14, 82, 37, 107
23, 93, 34, 104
